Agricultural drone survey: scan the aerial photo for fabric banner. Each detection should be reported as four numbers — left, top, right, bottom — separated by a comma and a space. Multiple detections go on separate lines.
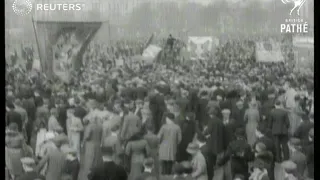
255, 40, 284, 62
187, 36, 219, 60
142, 45, 162, 60
33, 21, 101, 82
293, 36, 314, 72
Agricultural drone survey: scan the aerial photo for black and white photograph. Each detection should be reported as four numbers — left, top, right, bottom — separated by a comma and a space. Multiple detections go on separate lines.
5, 0, 314, 180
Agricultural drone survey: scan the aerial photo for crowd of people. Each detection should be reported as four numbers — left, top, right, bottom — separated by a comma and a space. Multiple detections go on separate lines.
5, 34, 314, 180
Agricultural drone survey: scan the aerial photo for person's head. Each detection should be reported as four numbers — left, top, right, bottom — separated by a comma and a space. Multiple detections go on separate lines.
143, 158, 154, 170
50, 108, 58, 117
185, 112, 195, 121
234, 128, 246, 140
165, 112, 175, 124
6, 102, 15, 111
197, 133, 207, 144
288, 138, 301, 151
236, 100, 244, 109
274, 100, 282, 108
101, 146, 114, 159
255, 142, 267, 156
294, 95, 300, 103
20, 157, 36, 172
186, 143, 200, 157
308, 128, 314, 142
111, 125, 120, 134
222, 109, 231, 119
233, 174, 245, 180
281, 160, 297, 177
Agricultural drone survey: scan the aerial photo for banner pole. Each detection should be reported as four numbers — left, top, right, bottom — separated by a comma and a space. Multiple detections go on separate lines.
31, 16, 45, 73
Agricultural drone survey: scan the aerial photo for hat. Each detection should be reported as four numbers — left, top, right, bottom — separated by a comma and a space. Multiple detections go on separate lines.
236, 100, 244, 106
234, 128, 246, 138
255, 142, 267, 152
222, 109, 231, 114
165, 112, 175, 120
143, 158, 154, 168
20, 157, 36, 166
281, 161, 297, 174
186, 143, 200, 154
252, 158, 265, 169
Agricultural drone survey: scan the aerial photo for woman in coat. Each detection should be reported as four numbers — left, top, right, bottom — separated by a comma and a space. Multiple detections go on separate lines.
125, 131, 150, 180
186, 143, 208, 180
244, 101, 260, 146
143, 122, 160, 180
66, 109, 84, 160
78, 117, 103, 180
288, 95, 305, 136
5, 124, 25, 179
158, 113, 182, 175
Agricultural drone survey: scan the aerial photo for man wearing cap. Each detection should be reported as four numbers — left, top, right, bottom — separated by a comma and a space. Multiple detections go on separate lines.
217, 128, 253, 180
294, 113, 314, 144
88, 146, 127, 180
17, 157, 45, 180
221, 109, 237, 151
281, 160, 299, 180
268, 100, 290, 162
186, 143, 208, 180
158, 113, 182, 175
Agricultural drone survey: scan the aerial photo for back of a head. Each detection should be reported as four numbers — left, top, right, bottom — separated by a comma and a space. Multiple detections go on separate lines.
101, 146, 114, 157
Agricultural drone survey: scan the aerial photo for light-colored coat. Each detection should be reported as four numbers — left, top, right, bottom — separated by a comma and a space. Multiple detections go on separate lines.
244, 107, 260, 146
191, 151, 208, 180
158, 123, 182, 161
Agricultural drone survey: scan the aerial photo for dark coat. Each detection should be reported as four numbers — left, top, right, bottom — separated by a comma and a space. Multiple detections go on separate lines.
63, 159, 80, 180
205, 116, 225, 154
177, 120, 196, 162
22, 98, 36, 122
231, 107, 246, 128
268, 108, 290, 135
222, 119, 237, 151
217, 138, 254, 179
88, 161, 128, 180
253, 136, 276, 157
195, 99, 209, 127
16, 171, 45, 180
74, 106, 87, 120
303, 143, 314, 178
58, 106, 68, 133
6, 110, 23, 131
135, 171, 157, 180
149, 94, 166, 133
200, 144, 216, 180
294, 121, 314, 142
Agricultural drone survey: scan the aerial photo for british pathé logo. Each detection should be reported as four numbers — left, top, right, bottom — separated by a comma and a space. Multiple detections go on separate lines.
281, 0, 307, 16
12, 0, 33, 16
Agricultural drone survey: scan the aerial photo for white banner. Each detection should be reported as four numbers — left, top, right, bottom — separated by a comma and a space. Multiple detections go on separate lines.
255, 40, 284, 62
142, 45, 162, 59
187, 36, 219, 60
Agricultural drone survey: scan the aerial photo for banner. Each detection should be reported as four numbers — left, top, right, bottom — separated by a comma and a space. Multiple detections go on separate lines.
293, 36, 314, 72
255, 40, 284, 62
187, 36, 219, 60
142, 45, 162, 60
33, 21, 101, 82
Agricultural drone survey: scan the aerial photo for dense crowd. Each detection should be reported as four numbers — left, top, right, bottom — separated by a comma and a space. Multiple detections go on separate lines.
5, 35, 314, 180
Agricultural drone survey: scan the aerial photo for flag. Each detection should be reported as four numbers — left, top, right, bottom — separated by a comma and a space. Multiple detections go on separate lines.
33, 21, 101, 82
255, 39, 284, 62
